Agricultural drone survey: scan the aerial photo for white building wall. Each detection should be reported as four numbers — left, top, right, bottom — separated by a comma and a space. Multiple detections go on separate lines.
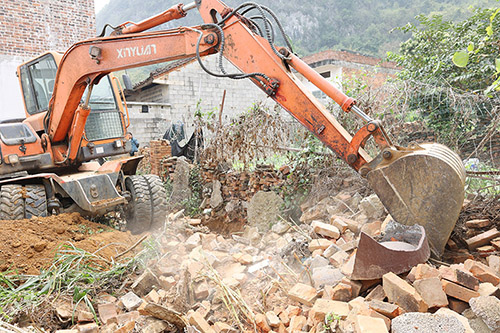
0, 55, 28, 120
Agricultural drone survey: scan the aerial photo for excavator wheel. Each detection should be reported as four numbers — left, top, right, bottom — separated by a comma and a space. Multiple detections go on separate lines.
124, 175, 167, 234
0, 185, 25, 220
25, 185, 48, 218
367, 143, 466, 256
125, 175, 153, 234
142, 175, 167, 230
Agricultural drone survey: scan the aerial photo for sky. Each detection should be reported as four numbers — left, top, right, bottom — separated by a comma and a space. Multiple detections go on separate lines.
94, 0, 110, 14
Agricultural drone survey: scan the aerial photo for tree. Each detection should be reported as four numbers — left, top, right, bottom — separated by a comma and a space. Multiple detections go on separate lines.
388, 7, 500, 94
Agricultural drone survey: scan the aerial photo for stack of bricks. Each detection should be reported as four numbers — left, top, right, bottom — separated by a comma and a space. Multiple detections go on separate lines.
160, 157, 178, 181
149, 140, 172, 176
201, 163, 285, 201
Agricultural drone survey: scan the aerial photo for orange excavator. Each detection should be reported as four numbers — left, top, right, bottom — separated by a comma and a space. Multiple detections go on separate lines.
1, 0, 465, 255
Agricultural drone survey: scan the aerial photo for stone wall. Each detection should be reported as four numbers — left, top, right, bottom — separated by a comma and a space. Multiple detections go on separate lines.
0, 0, 96, 120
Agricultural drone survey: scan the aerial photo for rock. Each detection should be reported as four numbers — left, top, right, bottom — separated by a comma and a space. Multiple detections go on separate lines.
76, 323, 99, 333
188, 311, 216, 333
265, 311, 280, 328
435, 308, 474, 333
407, 263, 441, 282
288, 315, 307, 332
413, 277, 449, 308
329, 282, 352, 301
308, 255, 330, 271
131, 269, 159, 296
115, 320, 135, 333
213, 322, 237, 333
365, 285, 386, 302
331, 217, 348, 233
464, 259, 500, 285
247, 191, 283, 232
311, 220, 340, 239
97, 303, 117, 325
469, 296, 500, 331
465, 228, 500, 250
143, 303, 186, 330
255, 313, 271, 332
462, 308, 492, 333
120, 291, 143, 311
330, 250, 349, 267
159, 276, 176, 290
354, 315, 389, 333
448, 297, 470, 313
442, 280, 480, 302
477, 282, 500, 298
311, 299, 350, 321
194, 282, 210, 300
360, 221, 382, 237
171, 156, 192, 203
358, 194, 385, 220
142, 318, 169, 333
210, 180, 223, 209
391, 312, 467, 333
487, 255, 500, 274
311, 266, 344, 289
288, 283, 317, 306
116, 311, 139, 326
465, 219, 491, 229
439, 266, 479, 291
77, 310, 94, 323
185, 233, 202, 250
382, 272, 427, 312
145, 289, 160, 304
271, 220, 290, 234
368, 300, 403, 319
55, 303, 72, 320
308, 238, 333, 252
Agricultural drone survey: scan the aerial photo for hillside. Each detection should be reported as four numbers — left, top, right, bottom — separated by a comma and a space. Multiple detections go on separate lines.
97, 0, 499, 57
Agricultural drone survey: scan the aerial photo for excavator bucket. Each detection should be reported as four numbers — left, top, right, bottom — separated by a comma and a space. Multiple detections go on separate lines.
367, 143, 466, 256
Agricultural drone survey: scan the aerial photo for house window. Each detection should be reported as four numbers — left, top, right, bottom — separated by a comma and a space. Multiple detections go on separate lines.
141, 105, 149, 113
320, 71, 331, 78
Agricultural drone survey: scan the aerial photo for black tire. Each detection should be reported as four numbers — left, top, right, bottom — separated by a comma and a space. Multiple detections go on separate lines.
0, 185, 25, 220
143, 174, 167, 229
125, 175, 152, 234
24, 185, 48, 218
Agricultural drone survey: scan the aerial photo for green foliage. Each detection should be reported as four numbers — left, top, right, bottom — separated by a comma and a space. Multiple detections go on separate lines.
0, 242, 157, 322
388, 7, 500, 93
181, 166, 203, 217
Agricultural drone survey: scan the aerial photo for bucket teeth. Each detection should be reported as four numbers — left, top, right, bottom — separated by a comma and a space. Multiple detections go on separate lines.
367, 143, 465, 256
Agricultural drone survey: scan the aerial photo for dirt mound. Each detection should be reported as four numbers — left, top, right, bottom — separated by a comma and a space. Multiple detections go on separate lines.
0, 213, 141, 275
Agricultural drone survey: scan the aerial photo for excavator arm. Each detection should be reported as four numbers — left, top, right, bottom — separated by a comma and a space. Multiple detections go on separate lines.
45, 0, 465, 255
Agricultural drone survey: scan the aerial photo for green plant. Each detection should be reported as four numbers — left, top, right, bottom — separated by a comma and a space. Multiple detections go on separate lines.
182, 166, 203, 217
0, 239, 160, 324
322, 312, 341, 332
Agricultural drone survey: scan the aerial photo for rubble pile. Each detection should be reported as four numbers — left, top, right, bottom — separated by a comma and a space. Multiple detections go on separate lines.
53, 191, 499, 332
201, 163, 286, 202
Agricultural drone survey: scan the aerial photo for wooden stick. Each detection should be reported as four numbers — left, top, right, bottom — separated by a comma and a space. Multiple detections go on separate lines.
114, 234, 148, 259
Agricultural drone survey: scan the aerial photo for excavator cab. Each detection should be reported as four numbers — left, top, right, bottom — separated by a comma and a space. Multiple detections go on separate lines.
17, 52, 130, 163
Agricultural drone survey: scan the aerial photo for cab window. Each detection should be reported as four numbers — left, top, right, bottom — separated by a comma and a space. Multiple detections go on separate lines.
20, 54, 57, 115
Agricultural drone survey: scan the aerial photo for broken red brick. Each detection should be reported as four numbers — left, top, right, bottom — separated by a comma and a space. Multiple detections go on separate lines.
368, 300, 402, 319
441, 279, 480, 302
464, 259, 500, 285
439, 266, 479, 291
466, 228, 500, 250
288, 283, 317, 306
465, 219, 491, 229
382, 272, 427, 312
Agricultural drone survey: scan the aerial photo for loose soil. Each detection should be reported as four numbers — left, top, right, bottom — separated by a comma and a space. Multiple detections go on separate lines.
0, 212, 141, 275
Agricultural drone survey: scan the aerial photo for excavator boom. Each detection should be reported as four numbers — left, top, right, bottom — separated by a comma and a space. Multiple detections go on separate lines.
42, 0, 464, 255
